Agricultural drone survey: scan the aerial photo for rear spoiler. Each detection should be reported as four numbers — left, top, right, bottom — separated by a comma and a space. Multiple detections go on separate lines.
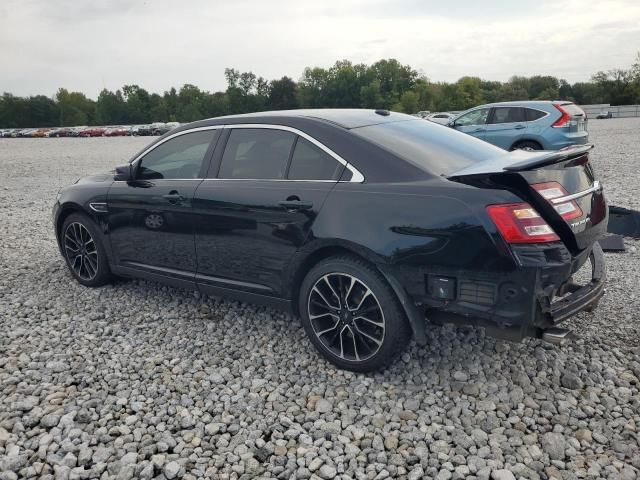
447, 144, 594, 178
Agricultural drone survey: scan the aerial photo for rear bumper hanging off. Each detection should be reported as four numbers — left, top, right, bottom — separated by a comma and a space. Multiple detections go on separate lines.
547, 242, 605, 325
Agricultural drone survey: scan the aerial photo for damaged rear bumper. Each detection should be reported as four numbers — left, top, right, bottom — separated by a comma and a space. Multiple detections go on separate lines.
382, 241, 606, 345
543, 242, 605, 326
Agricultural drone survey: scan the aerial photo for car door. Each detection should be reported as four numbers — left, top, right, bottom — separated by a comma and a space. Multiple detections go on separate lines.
193, 125, 346, 297
107, 128, 220, 285
452, 108, 490, 140
483, 106, 527, 149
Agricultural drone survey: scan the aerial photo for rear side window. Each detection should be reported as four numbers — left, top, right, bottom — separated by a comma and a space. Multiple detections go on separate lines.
288, 138, 343, 180
525, 108, 547, 121
489, 107, 526, 124
219, 129, 295, 179
352, 119, 504, 176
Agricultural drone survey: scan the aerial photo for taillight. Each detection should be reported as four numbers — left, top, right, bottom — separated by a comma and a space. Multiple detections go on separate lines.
531, 181, 583, 220
486, 203, 560, 244
551, 104, 571, 128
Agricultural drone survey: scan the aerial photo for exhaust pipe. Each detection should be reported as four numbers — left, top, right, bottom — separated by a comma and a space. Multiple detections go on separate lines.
542, 327, 572, 345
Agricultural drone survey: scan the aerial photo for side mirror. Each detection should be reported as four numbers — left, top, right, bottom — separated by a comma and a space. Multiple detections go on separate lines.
114, 163, 133, 181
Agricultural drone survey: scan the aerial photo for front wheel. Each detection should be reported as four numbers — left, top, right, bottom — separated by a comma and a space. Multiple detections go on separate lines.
61, 213, 112, 287
299, 256, 411, 372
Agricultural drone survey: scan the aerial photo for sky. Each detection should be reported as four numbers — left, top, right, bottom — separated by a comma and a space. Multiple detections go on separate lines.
1, 0, 639, 99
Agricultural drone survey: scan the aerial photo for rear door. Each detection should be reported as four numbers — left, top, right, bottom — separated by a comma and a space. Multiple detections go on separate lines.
484, 106, 527, 150
193, 126, 346, 297
452, 108, 490, 141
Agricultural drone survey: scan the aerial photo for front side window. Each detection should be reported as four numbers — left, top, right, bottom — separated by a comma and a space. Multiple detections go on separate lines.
219, 129, 295, 179
288, 138, 343, 180
489, 107, 526, 124
137, 130, 217, 180
455, 108, 490, 127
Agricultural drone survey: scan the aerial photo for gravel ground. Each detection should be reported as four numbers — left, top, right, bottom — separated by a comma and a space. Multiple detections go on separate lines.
1, 122, 639, 480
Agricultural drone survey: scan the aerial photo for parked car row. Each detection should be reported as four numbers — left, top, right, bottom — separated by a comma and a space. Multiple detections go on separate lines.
0, 122, 181, 138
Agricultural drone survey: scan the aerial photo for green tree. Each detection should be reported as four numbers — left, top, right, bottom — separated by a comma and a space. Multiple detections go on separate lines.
269, 76, 298, 110
2, 52, 640, 128
95, 89, 127, 124
56, 88, 95, 126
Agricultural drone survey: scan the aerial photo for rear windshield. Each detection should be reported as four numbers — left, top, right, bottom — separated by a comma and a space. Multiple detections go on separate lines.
352, 119, 504, 176
558, 103, 585, 116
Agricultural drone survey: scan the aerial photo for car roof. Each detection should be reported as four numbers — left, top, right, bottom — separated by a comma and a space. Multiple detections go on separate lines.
474, 100, 572, 108
193, 109, 416, 130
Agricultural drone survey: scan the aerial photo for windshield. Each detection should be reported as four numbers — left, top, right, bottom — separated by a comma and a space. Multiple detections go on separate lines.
352, 119, 504, 176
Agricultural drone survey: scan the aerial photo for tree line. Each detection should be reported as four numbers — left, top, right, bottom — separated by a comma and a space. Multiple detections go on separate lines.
1, 54, 639, 128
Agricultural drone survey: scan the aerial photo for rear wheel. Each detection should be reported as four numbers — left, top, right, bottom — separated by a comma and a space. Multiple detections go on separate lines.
61, 213, 112, 287
299, 256, 411, 372
511, 140, 542, 151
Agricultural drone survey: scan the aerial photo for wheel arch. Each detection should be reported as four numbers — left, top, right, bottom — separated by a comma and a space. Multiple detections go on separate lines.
286, 240, 425, 345
510, 138, 543, 151
55, 203, 101, 251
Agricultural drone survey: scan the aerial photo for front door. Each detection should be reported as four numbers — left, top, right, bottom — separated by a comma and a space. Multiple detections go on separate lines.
193, 127, 345, 297
107, 128, 219, 281
452, 107, 490, 141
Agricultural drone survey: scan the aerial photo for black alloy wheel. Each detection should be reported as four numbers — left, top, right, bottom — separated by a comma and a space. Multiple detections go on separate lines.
300, 256, 411, 372
61, 213, 112, 287
308, 272, 386, 362
64, 222, 98, 281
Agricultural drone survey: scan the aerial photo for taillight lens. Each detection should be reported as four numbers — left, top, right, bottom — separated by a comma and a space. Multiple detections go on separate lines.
551, 103, 571, 128
486, 203, 560, 244
531, 181, 583, 220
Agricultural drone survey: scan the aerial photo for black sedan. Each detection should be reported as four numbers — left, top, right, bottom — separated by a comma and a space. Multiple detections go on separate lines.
53, 109, 607, 371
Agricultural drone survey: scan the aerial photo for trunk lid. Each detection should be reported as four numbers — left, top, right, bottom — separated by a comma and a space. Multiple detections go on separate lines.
448, 145, 607, 252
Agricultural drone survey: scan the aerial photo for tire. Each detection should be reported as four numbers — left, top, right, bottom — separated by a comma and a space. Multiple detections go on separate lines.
511, 140, 542, 151
60, 213, 112, 287
299, 255, 412, 372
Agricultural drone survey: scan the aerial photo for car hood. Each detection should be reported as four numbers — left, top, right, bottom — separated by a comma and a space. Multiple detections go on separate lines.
74, 173, 114, 185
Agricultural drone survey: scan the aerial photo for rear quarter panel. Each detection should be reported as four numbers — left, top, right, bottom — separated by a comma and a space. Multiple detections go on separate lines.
286, 180, 523, 299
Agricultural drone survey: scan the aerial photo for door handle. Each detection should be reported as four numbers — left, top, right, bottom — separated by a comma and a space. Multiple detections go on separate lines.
163, 191, 185, 203
471, 128, 485, 133
513, 125, 526, 130
279, 200, 313, 211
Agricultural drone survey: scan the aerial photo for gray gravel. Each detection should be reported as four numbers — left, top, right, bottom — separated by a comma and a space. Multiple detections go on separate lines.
1, 121, 639, 479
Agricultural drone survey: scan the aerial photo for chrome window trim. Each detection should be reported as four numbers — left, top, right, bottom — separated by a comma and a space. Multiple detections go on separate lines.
550, 180, 601, 205
127, 123, 365, 183
221, 123, 364, 183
